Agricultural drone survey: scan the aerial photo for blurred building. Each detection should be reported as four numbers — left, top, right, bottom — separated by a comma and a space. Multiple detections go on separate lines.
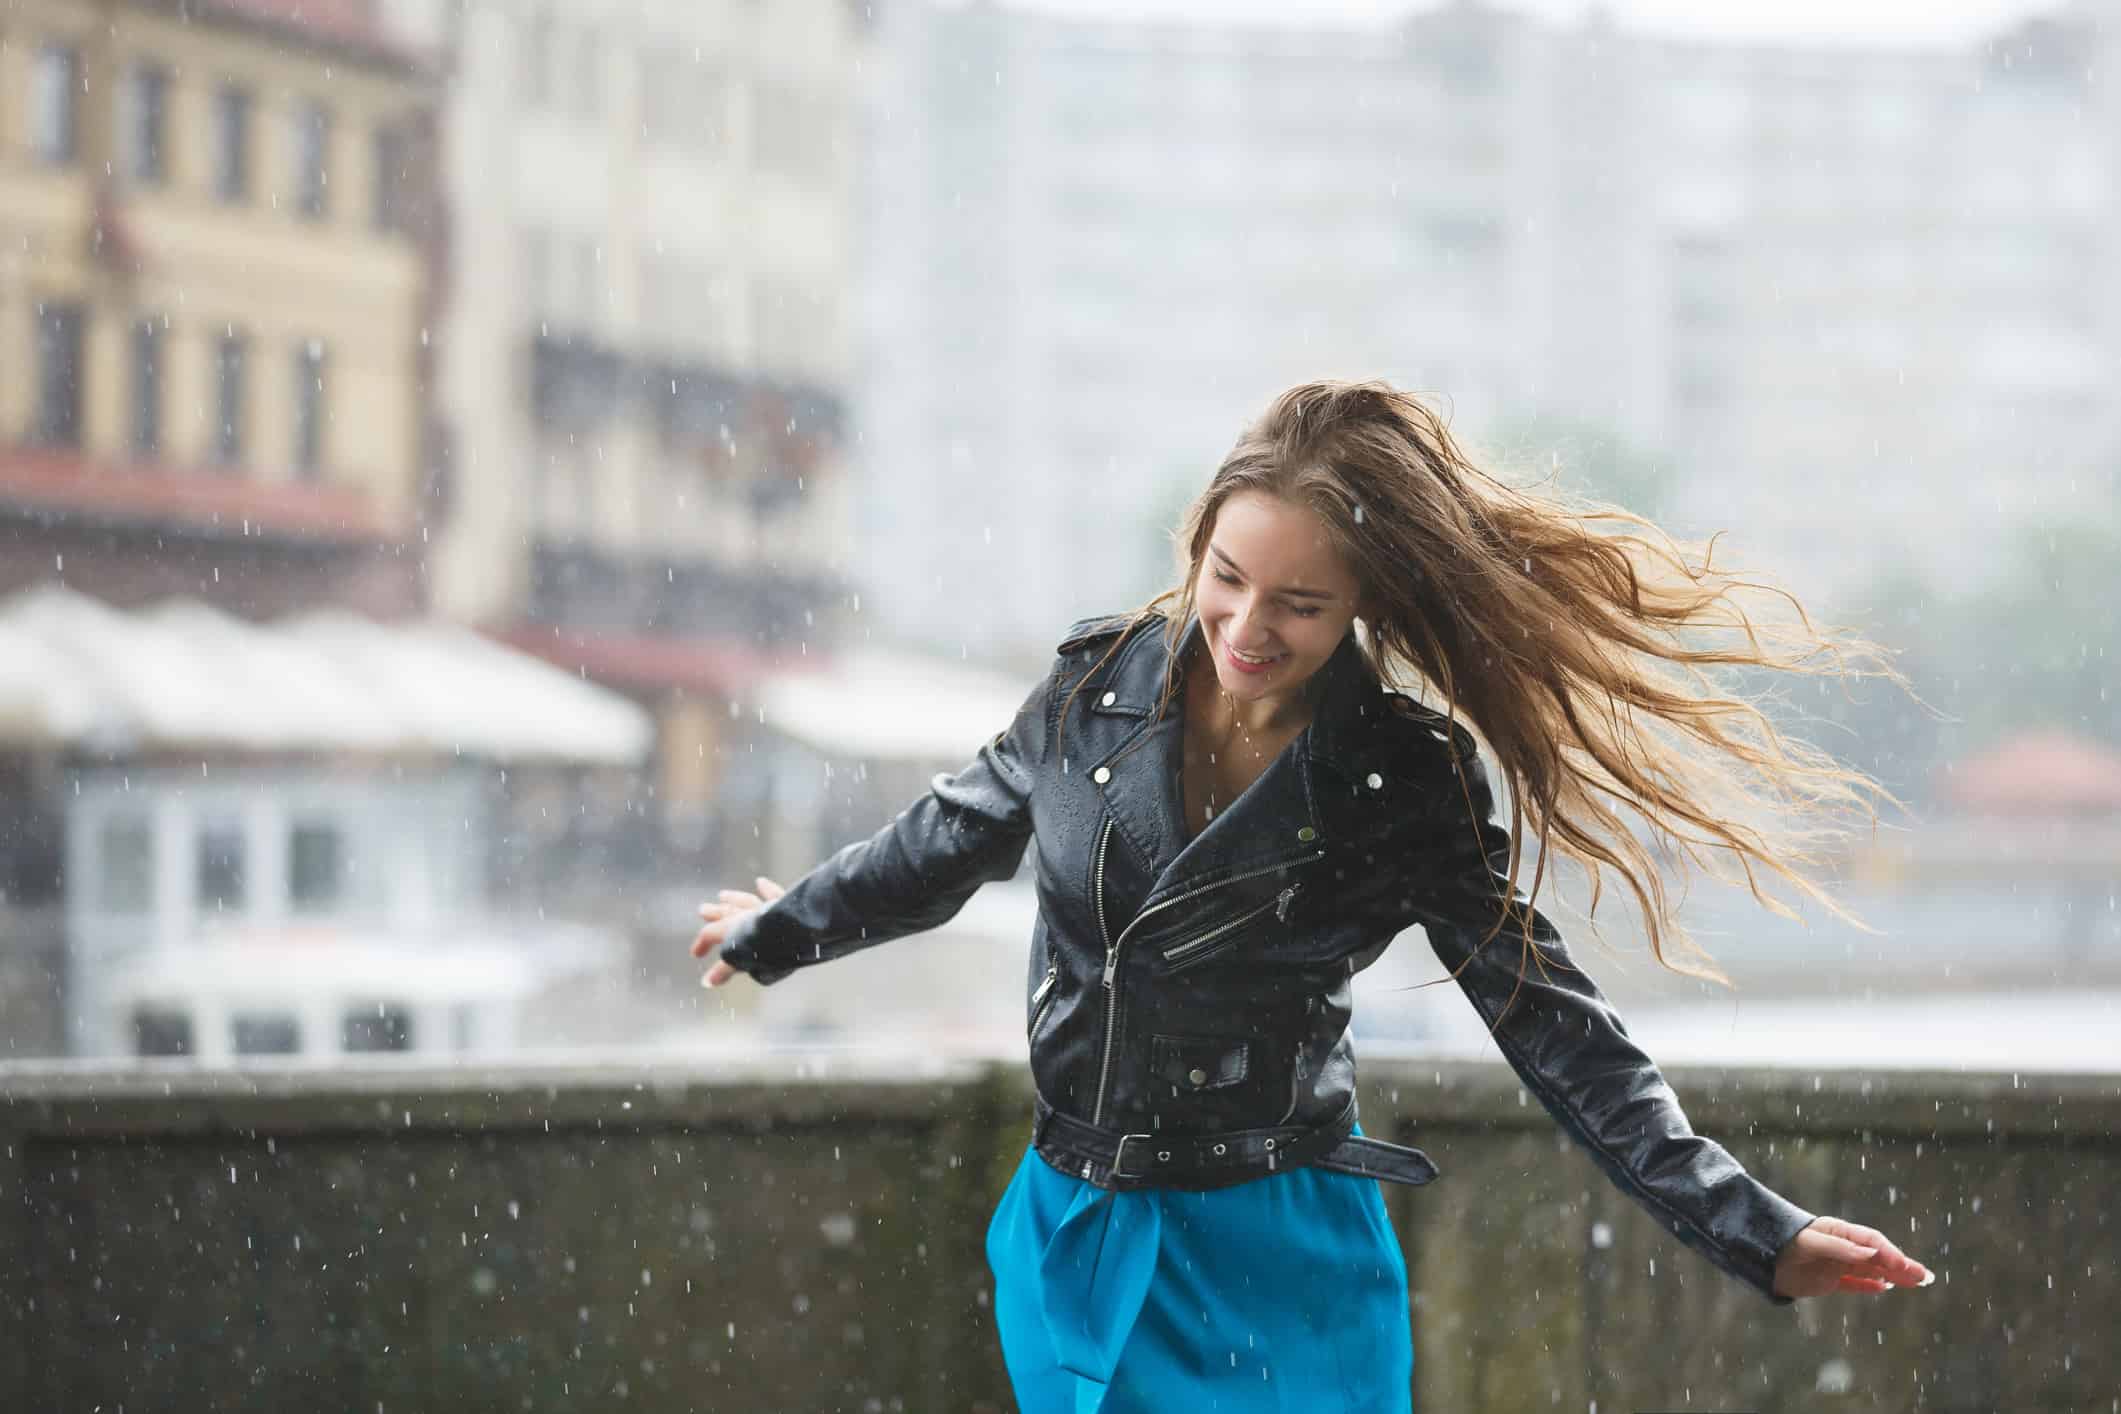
860, 2, 1597, 659
0, 0, 436, 618
2088, 0, 2121, 480
0, 0, 457, 1059
859, 0, 2121, 660
379, 0, 870, 884
1640, 12, 2114, 597
0, 580, 653, 1060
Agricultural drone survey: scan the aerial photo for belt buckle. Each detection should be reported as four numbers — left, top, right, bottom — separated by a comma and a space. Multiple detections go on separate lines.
1110, 1132, 1154, 1179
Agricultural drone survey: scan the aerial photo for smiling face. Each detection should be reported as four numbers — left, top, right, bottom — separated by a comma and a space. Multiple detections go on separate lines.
1191, 490, 1369, 710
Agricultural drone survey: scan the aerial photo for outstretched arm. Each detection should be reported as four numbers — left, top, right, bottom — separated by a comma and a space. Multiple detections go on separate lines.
699, 661, 1055, 987
1402, 741, 1930, 1305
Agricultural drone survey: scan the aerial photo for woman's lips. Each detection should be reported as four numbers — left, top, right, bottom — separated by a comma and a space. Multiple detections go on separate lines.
1224, 639, 1283, 675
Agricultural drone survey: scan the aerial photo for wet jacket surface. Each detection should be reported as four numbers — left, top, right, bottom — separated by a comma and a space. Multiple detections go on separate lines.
717, 609, 1817, 1305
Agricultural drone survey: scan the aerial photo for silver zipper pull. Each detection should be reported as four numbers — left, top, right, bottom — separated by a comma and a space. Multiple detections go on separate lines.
1275, 885, 1298, 922
1103, 946, 1118, 985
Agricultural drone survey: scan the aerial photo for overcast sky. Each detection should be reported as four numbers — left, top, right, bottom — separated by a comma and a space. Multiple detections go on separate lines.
994, 0, 2054, 48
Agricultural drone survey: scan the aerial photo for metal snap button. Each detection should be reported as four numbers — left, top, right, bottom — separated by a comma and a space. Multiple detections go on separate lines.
1188, 1067, 1208, 1086
1296, 826, 1316, 842
1263, 1138, 1276, 1150
1092, 766, 1111, 784
1157, 1150, 1171, 1162
1366, 772, 1383, 790
1212, 1142, 1227, 1156
1101, 690, 1117, 706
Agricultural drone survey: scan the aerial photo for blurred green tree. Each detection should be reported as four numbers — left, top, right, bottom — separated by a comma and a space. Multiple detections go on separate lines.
1796, 518, 2121, 809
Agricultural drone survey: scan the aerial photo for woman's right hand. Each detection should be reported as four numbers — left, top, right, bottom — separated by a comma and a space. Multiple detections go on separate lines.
691, 876, 785, 988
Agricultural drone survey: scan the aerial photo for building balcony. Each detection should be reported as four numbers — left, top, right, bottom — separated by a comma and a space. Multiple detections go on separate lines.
528, 329, 845, 468
0, 446, 421, 616
523, 536, 848, 647
0, 445, 393, 544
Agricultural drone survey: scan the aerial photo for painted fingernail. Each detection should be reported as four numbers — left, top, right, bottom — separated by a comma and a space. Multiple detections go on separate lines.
1917, 1270, 1935, 1287
700, 973, 717, 989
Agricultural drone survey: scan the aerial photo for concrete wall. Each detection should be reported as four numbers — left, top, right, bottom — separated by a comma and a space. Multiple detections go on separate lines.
0, 1056, 2113, 1410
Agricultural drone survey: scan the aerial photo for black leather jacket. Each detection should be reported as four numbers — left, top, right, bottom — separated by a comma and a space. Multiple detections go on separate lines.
718, 609, 1817, 1305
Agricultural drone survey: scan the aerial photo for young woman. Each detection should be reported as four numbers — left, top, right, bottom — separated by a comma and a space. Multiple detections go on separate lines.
691, 380, 1933, 1412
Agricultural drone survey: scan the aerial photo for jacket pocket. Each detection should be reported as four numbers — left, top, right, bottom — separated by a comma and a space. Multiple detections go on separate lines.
1028, 965, 1059, 1038
1158, 882, 1301, 974
1149, 1033, 1250, 1092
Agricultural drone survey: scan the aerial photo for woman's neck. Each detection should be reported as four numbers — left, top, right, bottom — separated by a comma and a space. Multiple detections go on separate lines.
1182, 637, 1313, 742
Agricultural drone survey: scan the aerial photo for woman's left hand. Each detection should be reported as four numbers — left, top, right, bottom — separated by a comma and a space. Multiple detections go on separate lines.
1771, 1215, 1934, 1299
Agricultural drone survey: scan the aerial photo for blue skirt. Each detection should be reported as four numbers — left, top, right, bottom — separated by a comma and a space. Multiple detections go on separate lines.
985, 1123, 1414, 1413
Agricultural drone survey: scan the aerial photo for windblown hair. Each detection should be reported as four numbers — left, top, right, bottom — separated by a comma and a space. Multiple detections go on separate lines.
1061, 377, 1914, 995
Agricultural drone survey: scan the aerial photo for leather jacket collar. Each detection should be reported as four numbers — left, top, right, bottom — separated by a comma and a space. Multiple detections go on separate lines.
1078, 611, 1396, 911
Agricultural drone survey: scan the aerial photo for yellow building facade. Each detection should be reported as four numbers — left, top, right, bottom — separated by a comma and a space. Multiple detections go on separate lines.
0, 0, 431, 613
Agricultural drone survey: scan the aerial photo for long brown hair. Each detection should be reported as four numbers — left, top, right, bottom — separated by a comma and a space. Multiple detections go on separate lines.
1061, 378, 1917, 995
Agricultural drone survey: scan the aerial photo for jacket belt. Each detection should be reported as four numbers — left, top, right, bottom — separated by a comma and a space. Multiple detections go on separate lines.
1031, 1092, 1441, 1192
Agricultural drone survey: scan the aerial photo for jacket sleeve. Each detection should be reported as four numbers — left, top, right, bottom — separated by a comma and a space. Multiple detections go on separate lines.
1401, 737, 1817, 1307
713, 660, 1056, 987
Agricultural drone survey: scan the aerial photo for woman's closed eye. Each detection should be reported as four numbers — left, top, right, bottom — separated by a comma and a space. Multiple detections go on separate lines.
1212, 569, 1321, 617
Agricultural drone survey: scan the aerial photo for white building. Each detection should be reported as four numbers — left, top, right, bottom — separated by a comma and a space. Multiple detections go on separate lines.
376, 0, 870, 876
70, 766, 624, 1062
860, 0, 2121, 658
858, 2, 1588, 662
0, 583, 652, 1060
1639, 17, 2114, 599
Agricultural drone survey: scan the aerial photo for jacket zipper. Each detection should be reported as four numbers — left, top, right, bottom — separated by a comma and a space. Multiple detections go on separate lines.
1028, 965, 1058, 1034
1091, 829, 1324, 1127
1159, 882, 1301, 971
1091, 818, 1116, 1125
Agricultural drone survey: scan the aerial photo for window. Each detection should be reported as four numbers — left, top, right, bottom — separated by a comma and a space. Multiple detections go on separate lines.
523, 229, 552, 320
289, 820, 344, 910
134, 1008, 194, 1057
232, 1013, 300, 1055
571, 28, 601, 118
122, 61, 169, 185
214, 329, 248, 465
521, 14, 597, 117
34, 301, 85, 448
640, 48, 675, 143
293, 340, 328, 477
750, 278, 833, 375
522, 7, 553, 108
525, 229, 602, 328
32, 44, 79, 164
131, 316, 164, 457
577, 238, 603, 327
641, 47, 727, 151
372, 122, 408, 233
196, 816, 245, 911
98, 816, 155, 913
343, 1002, 413, 1053
213, 85, 252, 202
1672, 367, 1730, 416
752, 78, 830, 177
293, 99, 331, 219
